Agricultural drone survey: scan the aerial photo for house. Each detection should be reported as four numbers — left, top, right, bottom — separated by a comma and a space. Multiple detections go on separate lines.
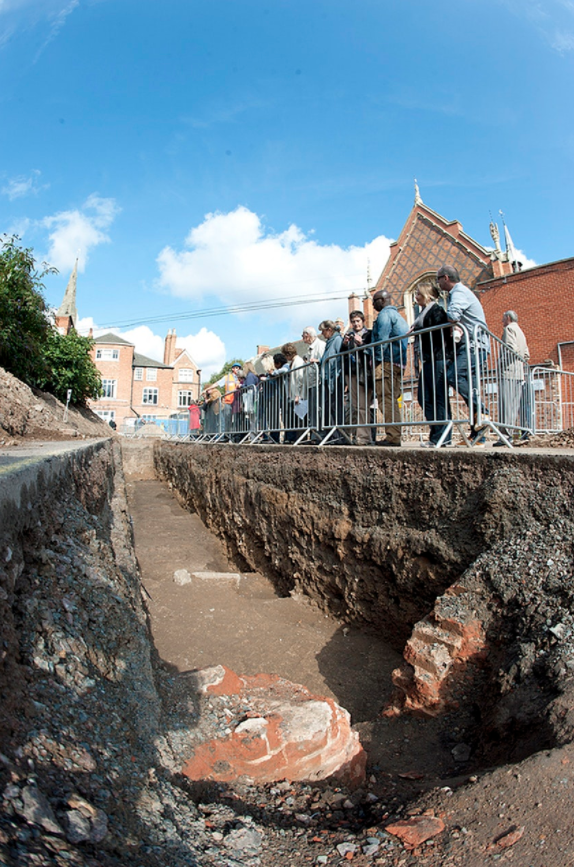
90, 330, 201, 425
52, 261, 203, 424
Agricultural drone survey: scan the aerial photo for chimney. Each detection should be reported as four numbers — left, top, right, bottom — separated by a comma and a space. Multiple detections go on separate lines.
164, 329, 177, 365
257, 344, 270, 355
348, 293, 361, 316
363, 294, 374, 329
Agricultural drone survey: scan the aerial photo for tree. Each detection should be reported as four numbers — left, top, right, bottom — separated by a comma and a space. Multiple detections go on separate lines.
39, 330, 102, 406
207, 359, 244, 387
0, 236, 102, 406
0, 236, 55, 386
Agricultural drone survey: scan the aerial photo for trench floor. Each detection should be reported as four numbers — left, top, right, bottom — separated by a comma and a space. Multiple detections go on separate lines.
126, 478, 459, 782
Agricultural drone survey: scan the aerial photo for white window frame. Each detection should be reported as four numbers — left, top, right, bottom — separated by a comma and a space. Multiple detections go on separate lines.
95, 410, 116, 421
134, 367, 143, 381
101, 379, 117, 399
96, 348, 119, 361
178, 368, 194, 382
142, 387, 158, 405
146, 368, 157, 382
178, 390, 194, 408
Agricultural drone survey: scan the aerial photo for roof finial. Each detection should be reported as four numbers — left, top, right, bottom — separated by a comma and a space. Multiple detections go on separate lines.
414, 178, 422, 205
489, 211, 501, 253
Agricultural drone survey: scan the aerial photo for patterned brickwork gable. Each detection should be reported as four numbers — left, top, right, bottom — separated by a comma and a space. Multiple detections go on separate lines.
374, 204, 494, 309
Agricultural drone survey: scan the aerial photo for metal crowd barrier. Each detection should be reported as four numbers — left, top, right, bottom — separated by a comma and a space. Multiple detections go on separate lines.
528, 366, 574, 434
165, 325, 572, 447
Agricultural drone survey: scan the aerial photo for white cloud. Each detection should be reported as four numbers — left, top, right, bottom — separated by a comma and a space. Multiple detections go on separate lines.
2, 169, 47, 200
157, 206, 392, 332
42, 194, 120, 272
0, 0, 79, 57
502, 0, 574, 52
176, 327, 226, 377
551, 30, 574, 51
77, 318, 226, 381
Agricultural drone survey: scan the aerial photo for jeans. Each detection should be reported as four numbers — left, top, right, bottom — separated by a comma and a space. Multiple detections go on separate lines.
418, 358, 451, 445
447, 346, 489, 437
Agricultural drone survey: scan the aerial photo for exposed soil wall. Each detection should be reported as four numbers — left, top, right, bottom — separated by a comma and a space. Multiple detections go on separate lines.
0, 441, 216, 866
155, 443, 574, 761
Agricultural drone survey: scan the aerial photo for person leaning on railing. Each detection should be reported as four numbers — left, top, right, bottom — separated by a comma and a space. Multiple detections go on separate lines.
281, 343, 306, 443
409, 283, 454, 447
318, 320, 344, 443
222, 363, 242, 436
437, 264, 490, 444
202, 384, 221, 435
301, 326, 325, 436
371, 290, 409, 447
340, 310, 372, 445
267, 352, 290, 443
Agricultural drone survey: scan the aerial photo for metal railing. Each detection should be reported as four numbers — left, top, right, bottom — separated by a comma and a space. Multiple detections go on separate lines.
156, 324, 573, 448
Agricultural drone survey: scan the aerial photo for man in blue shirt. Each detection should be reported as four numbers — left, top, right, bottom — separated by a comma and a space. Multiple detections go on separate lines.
371, 290, 409, 446
437, 265, 490, 443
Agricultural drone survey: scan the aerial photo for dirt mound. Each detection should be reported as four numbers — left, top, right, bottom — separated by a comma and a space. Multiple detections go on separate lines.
0, 366, 110, 442
516, 426, 574, 448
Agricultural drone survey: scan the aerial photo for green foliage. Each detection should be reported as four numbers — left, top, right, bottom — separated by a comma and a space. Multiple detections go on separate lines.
39, 330, 102, 406
0, 236, 55, 385
0, 236, 102, 406
208, 358, 244, 386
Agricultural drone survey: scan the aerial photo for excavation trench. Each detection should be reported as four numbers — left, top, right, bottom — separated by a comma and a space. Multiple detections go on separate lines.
126, 476, 458, 785
2, 438, 574, 867
150, 440, 574, 776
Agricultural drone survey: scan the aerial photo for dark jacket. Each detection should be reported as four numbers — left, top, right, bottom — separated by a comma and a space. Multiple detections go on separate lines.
412, 303, 453, 364
340, 327, 371, 379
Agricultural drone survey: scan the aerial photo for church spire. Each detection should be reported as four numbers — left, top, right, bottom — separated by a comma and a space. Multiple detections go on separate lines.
57, 259, 78, 328
414, 178, 422, 206
499, 210, 519, 270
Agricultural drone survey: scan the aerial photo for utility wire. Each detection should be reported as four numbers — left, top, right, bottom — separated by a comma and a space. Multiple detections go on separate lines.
96, 288, 366, 331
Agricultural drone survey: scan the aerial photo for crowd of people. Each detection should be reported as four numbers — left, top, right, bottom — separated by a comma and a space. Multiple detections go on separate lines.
196, 263, 531, 447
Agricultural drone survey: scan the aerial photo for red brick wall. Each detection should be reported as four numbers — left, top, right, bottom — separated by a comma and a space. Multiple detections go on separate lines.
478, 258, 574, 370
91, 342, 134, 418
132, 367, 174, 416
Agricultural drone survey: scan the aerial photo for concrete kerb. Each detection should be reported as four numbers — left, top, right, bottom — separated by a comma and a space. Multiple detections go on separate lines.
0, 439, 112, 512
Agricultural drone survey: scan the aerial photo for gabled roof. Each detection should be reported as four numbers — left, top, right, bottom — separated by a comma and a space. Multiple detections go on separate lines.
133, 351, 172, 369
172, 347, 199, 368
374, 196, 494, 299
94, 332, 135, 346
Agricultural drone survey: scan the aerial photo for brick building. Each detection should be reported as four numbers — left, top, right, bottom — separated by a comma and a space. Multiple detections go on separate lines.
90, 330, 201, 425
477, 257, 574, 370
54, 263, 203, 424
359, 185, 573, 371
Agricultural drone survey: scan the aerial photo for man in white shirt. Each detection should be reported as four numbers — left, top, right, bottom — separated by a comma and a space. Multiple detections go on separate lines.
437, 264, 490, 443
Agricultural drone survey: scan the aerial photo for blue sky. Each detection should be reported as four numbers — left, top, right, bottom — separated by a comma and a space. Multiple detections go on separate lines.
1, 0, 573, 377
